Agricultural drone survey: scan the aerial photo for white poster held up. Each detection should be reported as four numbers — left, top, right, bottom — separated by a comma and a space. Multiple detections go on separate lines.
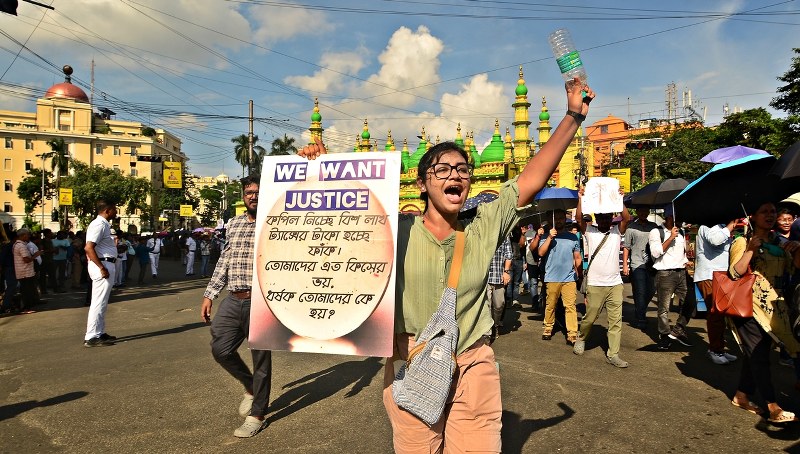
581, 177, 623, 214
248, 153, 401, 358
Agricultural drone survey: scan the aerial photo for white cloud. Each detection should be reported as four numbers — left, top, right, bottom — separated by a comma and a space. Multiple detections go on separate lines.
361, 26, 444, 107
284, 50, 366, 93
249, 2, 333, 45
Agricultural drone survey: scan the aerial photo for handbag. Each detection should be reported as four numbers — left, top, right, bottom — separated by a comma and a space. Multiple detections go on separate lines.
392, 230, 465, 426
711, 269, 755, 318
581, 231, 611, 295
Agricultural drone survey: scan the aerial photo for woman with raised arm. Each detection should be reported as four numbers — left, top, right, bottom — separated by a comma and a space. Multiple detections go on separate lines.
299, 78, 594, 453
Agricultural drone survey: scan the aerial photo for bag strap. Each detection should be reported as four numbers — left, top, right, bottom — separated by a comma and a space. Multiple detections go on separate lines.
447, 229, 466, 289
585, 230, 611, 276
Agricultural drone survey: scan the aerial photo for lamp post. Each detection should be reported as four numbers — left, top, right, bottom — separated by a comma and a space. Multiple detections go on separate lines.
206, 187, 226, 219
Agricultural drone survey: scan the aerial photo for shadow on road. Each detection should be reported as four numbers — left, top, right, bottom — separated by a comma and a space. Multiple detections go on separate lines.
114, 322, 207, 343
267, 357, 383, 424
0, 391, 89, 422
501, 402, 575, 454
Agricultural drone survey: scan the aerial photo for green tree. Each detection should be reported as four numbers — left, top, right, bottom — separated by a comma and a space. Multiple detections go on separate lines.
619, 125, 716, 189
16, 168, 55, 215
771, 48, 800, 116
59, 161, 151, 228
232, 134, 267, 176
713, 108, 798, 155
270, 134, 297, 156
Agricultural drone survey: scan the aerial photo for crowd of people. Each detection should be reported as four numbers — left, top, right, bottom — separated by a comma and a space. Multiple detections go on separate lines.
0, 222, 226, 315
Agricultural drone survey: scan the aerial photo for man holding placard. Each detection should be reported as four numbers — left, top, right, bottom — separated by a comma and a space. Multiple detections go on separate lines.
573, 179, 631, 368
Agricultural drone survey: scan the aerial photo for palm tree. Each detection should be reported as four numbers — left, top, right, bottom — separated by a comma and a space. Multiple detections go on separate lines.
231, 134, 266, 176
47, 137, 69, 187
270, 134, 298, 156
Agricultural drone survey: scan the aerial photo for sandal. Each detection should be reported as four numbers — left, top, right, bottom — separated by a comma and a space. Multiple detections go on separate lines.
542, 329, 552, 341
768, 410, 798, 424
731, 399, 763, 415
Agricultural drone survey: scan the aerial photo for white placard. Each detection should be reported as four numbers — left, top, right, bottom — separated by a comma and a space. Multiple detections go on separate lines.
581, 177, 623, 214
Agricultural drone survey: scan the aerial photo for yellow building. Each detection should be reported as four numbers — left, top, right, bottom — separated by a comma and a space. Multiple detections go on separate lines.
188, 173, 230, 224
0, 66, 187, 231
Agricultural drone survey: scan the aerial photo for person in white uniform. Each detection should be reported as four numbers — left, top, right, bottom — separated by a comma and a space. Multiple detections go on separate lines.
185, 233, 197, 276
84, 200, 118, 347
147, 235, 163, 278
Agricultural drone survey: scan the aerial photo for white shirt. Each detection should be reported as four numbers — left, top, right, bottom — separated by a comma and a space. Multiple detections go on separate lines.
694, 224, 732, 282
26, 241, 41, 265
147, 238, 162, 254
186, 237, 196, 253
649, 225, 688, 270
584, 224, 623, 286
86, 215, 117, 258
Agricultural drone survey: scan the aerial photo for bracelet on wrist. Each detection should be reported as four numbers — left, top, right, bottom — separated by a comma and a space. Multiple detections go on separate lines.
566, 109, 586, 123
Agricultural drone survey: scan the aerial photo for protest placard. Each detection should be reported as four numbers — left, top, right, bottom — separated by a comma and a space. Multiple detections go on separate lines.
249, 153, 401, 357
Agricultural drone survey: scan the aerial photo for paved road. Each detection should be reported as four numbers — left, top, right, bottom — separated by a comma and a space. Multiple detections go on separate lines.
2, 260, 800, 453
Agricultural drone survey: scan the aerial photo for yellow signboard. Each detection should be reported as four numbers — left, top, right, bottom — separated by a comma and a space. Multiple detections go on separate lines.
58, 188, 73, 206
234, 201, 246, 216
163, 161, 183, 189
180, 205, 194, 217
608, 168, 631, 193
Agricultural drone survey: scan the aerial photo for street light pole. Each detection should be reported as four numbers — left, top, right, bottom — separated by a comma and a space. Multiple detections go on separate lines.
37, 151, 54, 228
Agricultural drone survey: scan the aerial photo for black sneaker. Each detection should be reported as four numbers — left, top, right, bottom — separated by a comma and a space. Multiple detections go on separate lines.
657, 334, 672, 351
84, 337, 114, 347
99, 333, 117, 341
668, 326, 692, 347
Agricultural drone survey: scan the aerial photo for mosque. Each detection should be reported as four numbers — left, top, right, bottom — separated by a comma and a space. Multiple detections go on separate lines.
305, 67, 596, 214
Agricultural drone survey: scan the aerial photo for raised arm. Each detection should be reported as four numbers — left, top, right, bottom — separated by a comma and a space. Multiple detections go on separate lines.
517, 79, 594, 206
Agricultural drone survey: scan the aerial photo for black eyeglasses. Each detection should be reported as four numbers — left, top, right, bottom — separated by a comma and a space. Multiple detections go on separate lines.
429, 163, 473, 180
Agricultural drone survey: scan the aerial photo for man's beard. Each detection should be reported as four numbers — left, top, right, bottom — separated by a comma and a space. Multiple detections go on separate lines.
247, 206, 257, 217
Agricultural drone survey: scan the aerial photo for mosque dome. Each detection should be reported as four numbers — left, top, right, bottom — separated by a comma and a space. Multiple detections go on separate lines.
539, 111, 550, 121
480, 120, 505, 163
515, 66, 528, 96
44, 65, 89, 103
311, 111, 321, 122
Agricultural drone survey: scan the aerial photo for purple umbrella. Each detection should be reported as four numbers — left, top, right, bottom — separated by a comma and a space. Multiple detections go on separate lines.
700, 145, 769, 164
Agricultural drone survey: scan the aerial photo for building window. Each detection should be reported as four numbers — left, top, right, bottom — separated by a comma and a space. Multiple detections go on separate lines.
95, 143, 103, 155
4, 137, 11, 149
130, 146, 137, 156
3, 203, 10, 213
112, 165, 120, 171
113, 145, 120, 156
130, 168, 138, 177
4, 180, 10, 191
25, 160, 32, 171
3, 159, 10, 170
25, 138, 33, 150
600, 125, 608, 134
57, 110, 72, 131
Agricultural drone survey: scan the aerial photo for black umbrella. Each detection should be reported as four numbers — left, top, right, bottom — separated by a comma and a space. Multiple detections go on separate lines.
770, 140, 800, 198
673, 154, 777, 225
624, 178, 690, 207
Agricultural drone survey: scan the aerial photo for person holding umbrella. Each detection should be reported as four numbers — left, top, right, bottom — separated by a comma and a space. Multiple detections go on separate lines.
728, 201, 800, 423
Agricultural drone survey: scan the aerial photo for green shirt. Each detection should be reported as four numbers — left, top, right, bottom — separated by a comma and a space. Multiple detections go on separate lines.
395, 177, 522, 354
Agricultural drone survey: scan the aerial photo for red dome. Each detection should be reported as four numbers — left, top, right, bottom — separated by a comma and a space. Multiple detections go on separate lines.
44, 82, 89, 103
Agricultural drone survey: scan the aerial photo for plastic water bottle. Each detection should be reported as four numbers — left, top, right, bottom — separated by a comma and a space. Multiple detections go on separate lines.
548, 29, 587, 87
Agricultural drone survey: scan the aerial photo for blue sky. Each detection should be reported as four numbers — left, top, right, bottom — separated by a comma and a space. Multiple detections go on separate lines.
0, 0, 797, 177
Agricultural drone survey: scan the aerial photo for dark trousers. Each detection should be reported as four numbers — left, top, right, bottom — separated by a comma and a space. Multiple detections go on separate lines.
655, 268, 689, 334
137, 261, 148, 284
631, 266, 655, 323
19, 276, 39, 309
210, 295, 272, 417
38, 261, 57, 293
54, 259, 66, 289
698, 280, 727, 353
2, 268, 17, 310
505, 258, 524, 303
733, 317, 776, 403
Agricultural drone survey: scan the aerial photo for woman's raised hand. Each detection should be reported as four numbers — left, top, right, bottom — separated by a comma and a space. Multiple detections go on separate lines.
297, 136, 327, 160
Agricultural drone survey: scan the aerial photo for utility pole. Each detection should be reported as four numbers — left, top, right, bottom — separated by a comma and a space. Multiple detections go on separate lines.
248, 100, 254, 176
